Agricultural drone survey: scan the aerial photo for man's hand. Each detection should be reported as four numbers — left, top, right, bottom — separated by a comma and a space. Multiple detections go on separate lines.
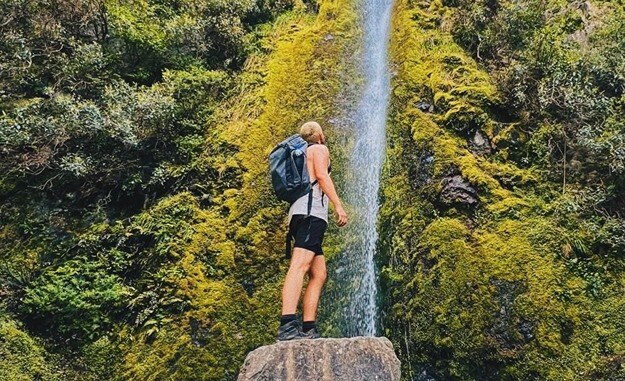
335, 205, 348, 227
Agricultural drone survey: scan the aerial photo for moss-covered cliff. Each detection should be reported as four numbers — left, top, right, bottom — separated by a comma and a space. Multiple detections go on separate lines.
2, 0, 625, 379
380, 0, 625, 379
1, 0, 357, 379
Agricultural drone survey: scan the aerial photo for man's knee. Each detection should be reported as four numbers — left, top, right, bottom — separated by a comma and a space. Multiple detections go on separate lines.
310, 264, 327, 282
289, 249, 314, 273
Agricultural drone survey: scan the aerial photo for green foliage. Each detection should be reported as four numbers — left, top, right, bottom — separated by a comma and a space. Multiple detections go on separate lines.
21, 259, 131, 341
381, 0, 625, 379
0, 317, 59, 381
450, 0, 625, 209
0, 0, 317, 379
103, 0, 297, 82
0, 0, 111, 98
0, 69, 234, 220
3, 0, 625, 379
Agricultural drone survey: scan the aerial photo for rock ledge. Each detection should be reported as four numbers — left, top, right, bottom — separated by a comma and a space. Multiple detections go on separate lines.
237, 336, 400, 381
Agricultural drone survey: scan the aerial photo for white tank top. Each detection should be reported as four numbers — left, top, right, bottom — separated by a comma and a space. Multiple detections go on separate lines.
288, 180, 329, 223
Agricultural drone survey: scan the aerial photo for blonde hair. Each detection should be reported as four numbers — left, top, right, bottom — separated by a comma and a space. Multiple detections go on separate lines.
299, 121, 322, 144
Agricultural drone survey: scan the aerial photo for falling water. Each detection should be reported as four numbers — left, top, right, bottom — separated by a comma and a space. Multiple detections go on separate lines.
326, 0, 394, 337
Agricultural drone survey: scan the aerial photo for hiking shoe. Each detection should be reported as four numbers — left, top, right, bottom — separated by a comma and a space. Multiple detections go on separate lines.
277, 319, 307, 341
302, 327, 321, 339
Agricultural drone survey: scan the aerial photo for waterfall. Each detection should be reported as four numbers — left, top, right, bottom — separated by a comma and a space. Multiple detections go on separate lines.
325, 0, 394, 337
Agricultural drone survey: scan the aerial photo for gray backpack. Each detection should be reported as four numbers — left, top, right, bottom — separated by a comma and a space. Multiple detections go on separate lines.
270, 135, 323, 258
269, 134, 317, 206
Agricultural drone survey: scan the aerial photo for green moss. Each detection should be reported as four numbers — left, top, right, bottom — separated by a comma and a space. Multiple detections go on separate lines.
389, 0, 536, 204
223, 0, 358, 222
380, 0, 625, 379
0, 317, 59, 381
111, 2, 361, 379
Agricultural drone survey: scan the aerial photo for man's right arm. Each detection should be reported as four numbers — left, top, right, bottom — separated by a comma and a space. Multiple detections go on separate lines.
311, 145, 347, 227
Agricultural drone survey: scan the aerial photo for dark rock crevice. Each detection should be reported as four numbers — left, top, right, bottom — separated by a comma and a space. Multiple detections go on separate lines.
439, 173, 480, 208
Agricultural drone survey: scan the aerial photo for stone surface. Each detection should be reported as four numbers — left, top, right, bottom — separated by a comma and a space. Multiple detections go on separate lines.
237, 336, 401, 381
468, 129, 492, 156
439, 174, 479, 207
409, 151, 434, 189
416, 100, 434, 113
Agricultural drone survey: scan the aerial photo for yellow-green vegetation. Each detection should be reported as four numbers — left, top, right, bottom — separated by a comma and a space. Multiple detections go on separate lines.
0, 317, 59, 381
2, 0, 625, 379
218, 0, 359, 341
1, 0, 359, 379
113, 2, 360, 378
380, 0, 625, 379
225, 0, 357, 218
388, 0, 535, 204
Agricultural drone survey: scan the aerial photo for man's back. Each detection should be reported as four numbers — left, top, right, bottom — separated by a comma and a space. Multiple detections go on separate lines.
306, 144, 329, 183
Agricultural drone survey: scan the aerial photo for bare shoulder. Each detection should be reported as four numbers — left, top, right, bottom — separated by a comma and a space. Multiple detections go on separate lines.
308, 144, 329, 157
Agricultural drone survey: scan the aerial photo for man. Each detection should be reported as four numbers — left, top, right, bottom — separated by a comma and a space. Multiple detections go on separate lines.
277, 121, 348, 341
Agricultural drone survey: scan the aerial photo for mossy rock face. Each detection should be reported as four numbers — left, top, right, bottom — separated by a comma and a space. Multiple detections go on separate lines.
114, 1, 360, 380
380, 0, 625, 380
2, 0, 625, 379
1, 1, 358, 380
0, 318, 59, 381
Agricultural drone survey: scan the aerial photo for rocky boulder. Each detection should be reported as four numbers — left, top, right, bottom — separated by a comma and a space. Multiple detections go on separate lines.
237, 336, 401, 381
439, 174, 479, 207
468, 129, 492, 156
416, 100, 435, 113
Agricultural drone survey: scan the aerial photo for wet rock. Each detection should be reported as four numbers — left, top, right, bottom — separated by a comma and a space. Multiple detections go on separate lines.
416, 101, 434, 113
409, 151, 434, 189
519, 320, 535, 342
439, 175, 479, 207
241, 279, 255, 297
468, 129, 491, 156
237, 336, 401, 381
489, 278, 535, 352
189, 317, 210, 347
560, 320, 574, 345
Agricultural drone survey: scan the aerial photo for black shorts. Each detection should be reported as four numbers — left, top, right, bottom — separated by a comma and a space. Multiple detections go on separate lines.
288, 214, 328, 256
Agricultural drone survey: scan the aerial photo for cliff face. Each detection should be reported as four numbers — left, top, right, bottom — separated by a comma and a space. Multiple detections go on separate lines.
0, 0, 360, 380
2, 0, 625, 379
237, 337, 401, 381
380, 0, 625, 379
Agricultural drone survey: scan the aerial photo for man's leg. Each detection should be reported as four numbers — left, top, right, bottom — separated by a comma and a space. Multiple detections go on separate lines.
281, 247, 315, 315
302, 255, 327, 322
